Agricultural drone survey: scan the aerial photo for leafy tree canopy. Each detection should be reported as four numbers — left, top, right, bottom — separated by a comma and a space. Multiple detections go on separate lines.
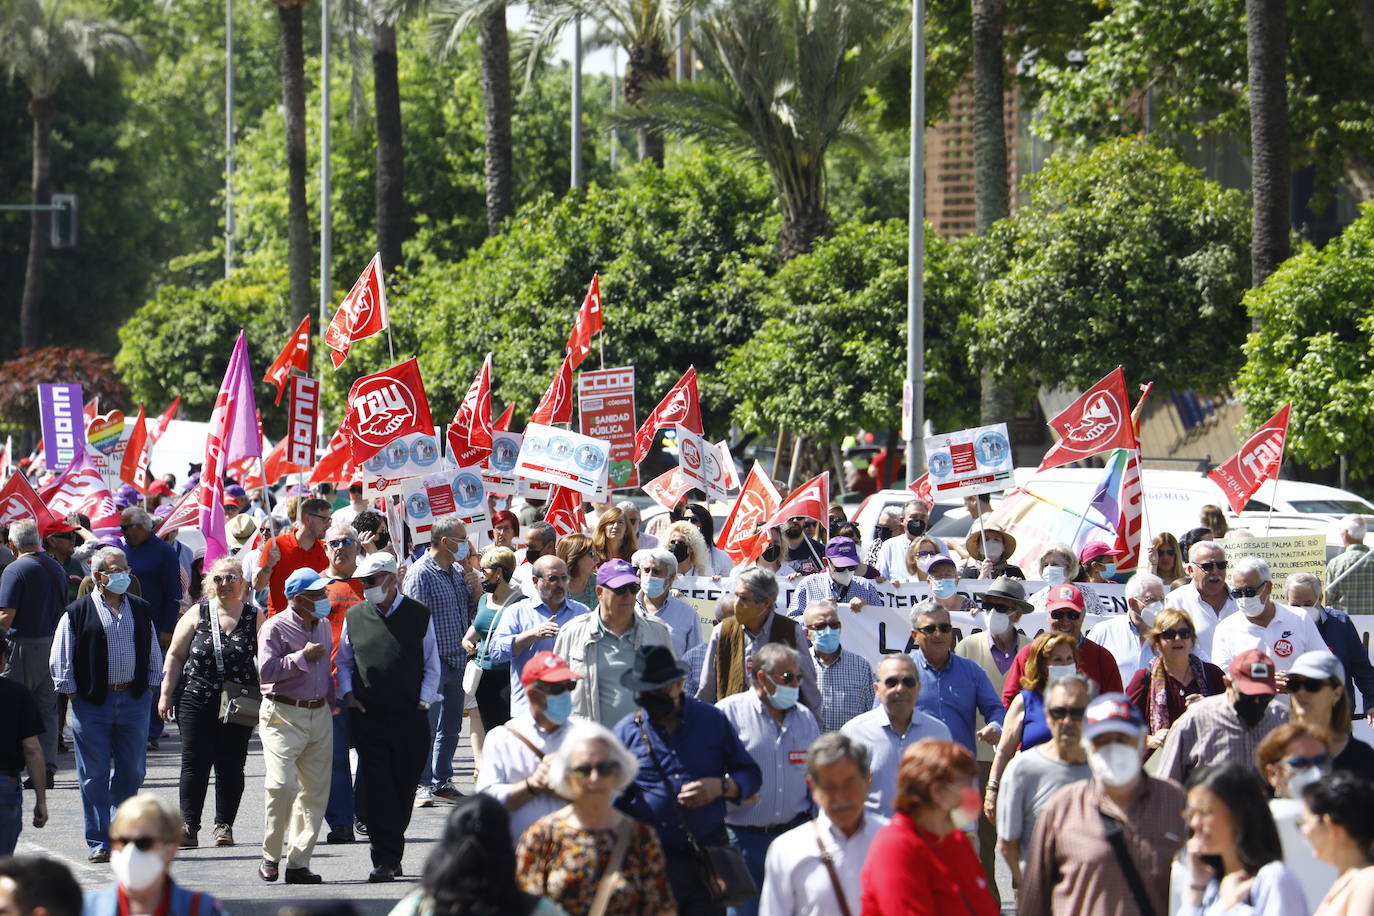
0, 347, 128, 432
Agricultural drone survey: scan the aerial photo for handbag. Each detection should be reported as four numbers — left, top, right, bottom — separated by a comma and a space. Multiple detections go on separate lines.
634, 712, 758, 907
463, 597, 511, 707
587, 819, 634, 916
1099, 811, 1157, 916
206, 603, 261, 728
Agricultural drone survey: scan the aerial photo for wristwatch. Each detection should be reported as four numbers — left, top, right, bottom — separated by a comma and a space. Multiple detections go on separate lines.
418, 701, 431, 711
722, 775, 738, 800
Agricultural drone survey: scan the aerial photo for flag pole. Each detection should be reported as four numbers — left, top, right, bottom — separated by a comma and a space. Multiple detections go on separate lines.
1264, 440, 1287, 537
1135, 450, 1153, 568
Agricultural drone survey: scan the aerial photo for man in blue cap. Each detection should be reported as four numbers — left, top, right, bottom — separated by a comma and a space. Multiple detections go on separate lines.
788, 536, 883, 619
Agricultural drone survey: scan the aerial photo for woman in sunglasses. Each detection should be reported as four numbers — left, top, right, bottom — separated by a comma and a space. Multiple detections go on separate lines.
1286, 651, 1374, 776
516, 722, 675, 916
1148, 532, 1186, 587
156, 556, 259, 849
1301, 770, 1374, 915
1125, 608, 1225, 751
84, 793, 225, 916
986, 633, 1079, 813
1256, 723, 1339, 908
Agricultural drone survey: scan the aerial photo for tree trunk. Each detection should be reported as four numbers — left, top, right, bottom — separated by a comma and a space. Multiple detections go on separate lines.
777, 162, 830, 261
372, 17, 405, 273
277, 1, 312, 319
624, 39, 671, 165
478, 3, 514, 234
1247, 0, 1290, 300
20, 98, 55, 350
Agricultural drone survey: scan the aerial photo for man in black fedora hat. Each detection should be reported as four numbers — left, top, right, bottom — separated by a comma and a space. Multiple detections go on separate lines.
614, 645, 762, 915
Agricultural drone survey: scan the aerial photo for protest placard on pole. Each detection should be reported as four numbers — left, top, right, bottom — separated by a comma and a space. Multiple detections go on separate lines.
578, 366, 638, 489
1219, 533, 1326, 592
287, 376, 320, 468
361, 430, 443, 497
925, 422, 1015, 498
515, 422, 611, 495
482, 430, 523, 496
38, 383, 84, 471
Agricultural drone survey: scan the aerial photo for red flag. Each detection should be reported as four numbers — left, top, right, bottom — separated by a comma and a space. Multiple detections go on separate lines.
150, 396, 180, 447
343, 358, 435, 464
759, 472, 830, 532
716, 462, 782, 565
0, 471, 69, 537
529, 352, 575, 427
43, 447, 120, 533
633, 367, 703, 464
264, 316, 311, 404
154, 485, 203, 535
1206, 403, 1291, 514
309, 425, 356, 486
82, 397, 98, 421
1130, 382, 1154, 438
493, 404, 515, 432
642, 467, 694, 509
908, 472, 933, 506
324, 253, 389, 369
118, 405, 150, 492
244, 437, 305, 490
1037, 367, 1138, 472
545, 485, 586, 538
448, 354, 494, 466
566, 273, 603, 369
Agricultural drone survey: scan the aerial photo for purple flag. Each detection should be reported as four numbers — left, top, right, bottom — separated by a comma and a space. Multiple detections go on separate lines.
199, 332, 262, 564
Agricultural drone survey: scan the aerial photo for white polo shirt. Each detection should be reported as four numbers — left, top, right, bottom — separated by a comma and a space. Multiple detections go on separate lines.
1210, 601, 1327, 673
1165, 582, 1237, 661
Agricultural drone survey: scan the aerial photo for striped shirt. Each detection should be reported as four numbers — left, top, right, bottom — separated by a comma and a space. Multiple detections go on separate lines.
809, 647, 874, 732
717, 690, 818, 828
402, 553, 475, 669
50, 592, 164, 694
1156, 692, 1289, 785
1326, 543, 1374, 615
789, 571, 884, 618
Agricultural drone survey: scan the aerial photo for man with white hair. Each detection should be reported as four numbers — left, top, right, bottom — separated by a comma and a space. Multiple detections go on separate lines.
1285, 571, 1374, 724
1326, 513, 1374, 615
1086, 572, 1169, 686
1165, 539, 1238, 659
1211, 555, 1326, 675
633, 547, 702, 658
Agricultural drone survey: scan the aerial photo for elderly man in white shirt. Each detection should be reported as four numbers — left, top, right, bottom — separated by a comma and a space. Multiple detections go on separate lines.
1166, 539, 1237, 660
1212, 555, 1326, 676
1087, 572, 1168, 687
760, 732, 886, 916
874, 499, 931, 579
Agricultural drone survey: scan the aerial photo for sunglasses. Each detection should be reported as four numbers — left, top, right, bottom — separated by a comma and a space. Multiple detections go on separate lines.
111, 835, 161, 852
1286, 677, 1337, 693
608, 582, 641, 596
1050, 610, 1082, 621
767, 671, 799, 685
534, 681, 575, 696
805, 621, 841, 631
1046, 706, 1086, 721
327, 538, 356, 548
1195, 561, 1229, 573
537, 574, 570, 584
1286, 753, 1333, 770
570, 761, 622, 779
917, 550, 938, 559
1157, 548, 1176, 557
916, 623, 953, 635
1229, 586, 1265, 599
883, 675, 918, 689
212, 574, 240, 586
1157, 628, 1194, 641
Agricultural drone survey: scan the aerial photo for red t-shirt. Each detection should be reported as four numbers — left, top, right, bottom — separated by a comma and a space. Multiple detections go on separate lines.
999, 636, 1125, 707
259, 531, 328, 617
860, 813, 999, 916
323, 578, 365, 674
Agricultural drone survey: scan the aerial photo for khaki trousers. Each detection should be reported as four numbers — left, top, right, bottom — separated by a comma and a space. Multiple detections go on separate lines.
259, 698, 333, 869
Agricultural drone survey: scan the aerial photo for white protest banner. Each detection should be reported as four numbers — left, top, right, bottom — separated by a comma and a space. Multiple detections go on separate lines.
515, 422, 610, 495
404, 467, 491, 543
362, 430, 444, 497
925, 422, 1015, 499
1219, 534, 1326, 593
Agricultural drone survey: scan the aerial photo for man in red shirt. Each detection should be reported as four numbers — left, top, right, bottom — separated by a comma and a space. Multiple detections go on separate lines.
999, 584, 1124, 706
254, 497, 331, 616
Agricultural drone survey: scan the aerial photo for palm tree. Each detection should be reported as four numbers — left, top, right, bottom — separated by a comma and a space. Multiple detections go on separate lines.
370, 3, 406, 272
270, 0, 312, 318
1247, 0, 1290, 297
613, 0, 905, 259
1, 0, 144, 348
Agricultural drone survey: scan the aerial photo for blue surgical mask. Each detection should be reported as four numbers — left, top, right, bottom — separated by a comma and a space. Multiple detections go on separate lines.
642, 575, 667, 599
104, 571, 131, 595
1044, 566, 1066, 585
544, 691, 573, 725
453, 541, 471, 562
812, 627, 841, 654
1102, 562, 1117, 579
931, 578, 957, 599
767, 681, 800, 710
312, 597, 332, 619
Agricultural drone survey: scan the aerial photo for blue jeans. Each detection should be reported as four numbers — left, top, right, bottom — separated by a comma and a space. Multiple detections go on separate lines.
420, 661, 464, 788
725, 826, 776, 916
325, 701, 362, 830
71, 691, 152, 851
0, 775, 21, 855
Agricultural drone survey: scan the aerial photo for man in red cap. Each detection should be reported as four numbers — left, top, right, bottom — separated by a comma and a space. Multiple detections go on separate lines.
999, 584, 1124, 707
1156, 648, 1289, 784
474, 651, 585, 845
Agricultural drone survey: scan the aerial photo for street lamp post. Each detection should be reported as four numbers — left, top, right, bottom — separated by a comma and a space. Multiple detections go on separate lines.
905, 0, 926, 484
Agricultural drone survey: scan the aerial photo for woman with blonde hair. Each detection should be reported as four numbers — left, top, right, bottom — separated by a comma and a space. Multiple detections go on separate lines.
592, 507, 638, 564
84, 793, 225, 916
903, 535, 949, 582
556, 534, 599, 608
1149, 531, 1185, 584
663, 520, 710, 577
1126, 607, 1225, 750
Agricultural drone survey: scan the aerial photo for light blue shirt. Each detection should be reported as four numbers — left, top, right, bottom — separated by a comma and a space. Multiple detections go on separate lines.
488, 595, 591, 714
841, 704, 951, 816
910, 649, 1005, 755
718, 690, 819, 828
637, 594, 703, 658
336, 591, 443, 706
49, 592, 164, 695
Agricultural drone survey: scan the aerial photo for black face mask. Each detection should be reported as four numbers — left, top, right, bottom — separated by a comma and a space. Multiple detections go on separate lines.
874, 525, 892, 543
761, 542, 781, 563
1234, 694, 1272, 727
480, 580, 500, 594
906, 518, 927, 539
526, 547, 542, 566
639, 691, 678, 721
669, 541, 690, 562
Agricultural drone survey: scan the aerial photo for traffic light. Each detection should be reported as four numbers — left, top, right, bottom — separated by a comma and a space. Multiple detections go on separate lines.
50, 193, 77, 249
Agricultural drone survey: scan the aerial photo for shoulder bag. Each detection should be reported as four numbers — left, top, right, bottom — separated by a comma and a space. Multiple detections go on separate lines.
587, 819, 634, 916
1099, 811, 1156, 916
634, 712, 757, 907
812, 819, 854, 916
462, 597, 510, 704
208, 603, 261, 727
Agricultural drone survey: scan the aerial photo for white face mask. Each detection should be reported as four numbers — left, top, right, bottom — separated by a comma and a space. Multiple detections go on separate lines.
988, 610, 1014, 637
830, 569, 854, 586
1298, 604, 1321, 624
1088, 741, 1142, 788
1285, 764, 1328, 799
983, 540, 1004, 561
1138, 600, 1163, 629
1237, 594, 1265, 617
364, 585, 389, 606
1043, 565, 1067, 585
1047, 663, 1077, 684
111, 843, 166, 891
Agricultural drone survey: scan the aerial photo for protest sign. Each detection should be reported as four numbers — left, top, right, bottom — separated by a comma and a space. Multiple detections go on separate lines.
1219, 533, 1326, 592
482, 430, 523, 496
675, 426, 729, 500
403, 467, 490, 542
515, 422, 610, 495
38, 383, 84, 471
84, 411, 129, 489
287, 376, 320, 467
925, 422, 1015, 498
578, 367, 638, 489
362, 430, 443, 497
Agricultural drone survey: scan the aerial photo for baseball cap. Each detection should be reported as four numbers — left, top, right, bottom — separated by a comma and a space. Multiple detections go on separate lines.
919, 553, 957, 575
1228, 649, 1278, 696
1044, 584, 1085, 613
520, 651, 582, 688
1288, 650, 1344, 683
354, 552, 399, 578
284, 567, 329, 598
824, 536, 860, 568
1083, 692, 1145, 740
1079, 542, 1117, 564
596, 558, 639, 589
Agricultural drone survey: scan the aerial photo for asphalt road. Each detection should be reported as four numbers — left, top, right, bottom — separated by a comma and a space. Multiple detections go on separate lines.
12, 715, 479, 916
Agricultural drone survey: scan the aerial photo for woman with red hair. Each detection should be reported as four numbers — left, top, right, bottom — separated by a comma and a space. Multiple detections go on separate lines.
490, 510, 521, 551
860, 740, 998, 915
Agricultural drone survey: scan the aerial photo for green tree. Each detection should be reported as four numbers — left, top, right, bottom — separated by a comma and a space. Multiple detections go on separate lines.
725, 219, 979, 440
612, 0, 906, 260
0, 346, 128, 434
1237, 202, 1374, 481
973, 139, 1251, 394
0, 0, 144, 348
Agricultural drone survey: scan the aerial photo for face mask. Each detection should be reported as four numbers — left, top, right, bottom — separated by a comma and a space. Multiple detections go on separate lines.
761, 542, 781, 563
931, 579, 957, 599
983, 540, 1004, 561
1043, 566, 1066, 586
1234, 695, 1271, 727
874, 525, 892, 543
1138, 601, 1163, 629
543, 691, 573, 725
1238, 595, 1265, 617
364, 585, 389, 606
1047, 663, 1077, 683
1285, 764, 1328, 799
480, 579, 499, 594
453, 541, 471, 562
526, 548, 541, 566
670, 541, 690, 562
812, 626, 841, 654
766, 681, 799, 710
988, 610, 1013, 637
948, 785, 982, 831
311, 597, 332, 619
1299, 603, 1321, 624
642, 575, 667, 599
103, 571, 132, 595
1101, 563, 1117, 579
831, 569, 854, 586
639, 691, 677, 722
110, 843, 165, 891
1088, 742, 1141, 788
905, 519, 927, 539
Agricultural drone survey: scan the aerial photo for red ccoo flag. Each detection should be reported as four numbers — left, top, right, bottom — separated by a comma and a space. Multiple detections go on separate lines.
759, 472, 830, 533
0, 471, 70, 537
529, 352, 575, 427
343, 358, 434, 465
448, 354, 494, 466
633, 367, 703, 464
1206, 403, 1291, 514
309, 424, 356, 487
325, 253, 389, 369
1037, 367, 1138, 472
642, 467, 694, 510
566, 273, 603, 369
909, 472, 933, 506
118, 404, 150, 492
264, 316, 311, 404
545, 485, 586, 538
716, 462, 782, 565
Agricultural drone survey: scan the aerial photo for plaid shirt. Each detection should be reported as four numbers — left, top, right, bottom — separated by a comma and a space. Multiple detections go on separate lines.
789, 571, 885, 618
402, 553, 475, 669
1327, 543, 1374, 615
1156, 692, 1289, 785
810, 646, 875, 732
